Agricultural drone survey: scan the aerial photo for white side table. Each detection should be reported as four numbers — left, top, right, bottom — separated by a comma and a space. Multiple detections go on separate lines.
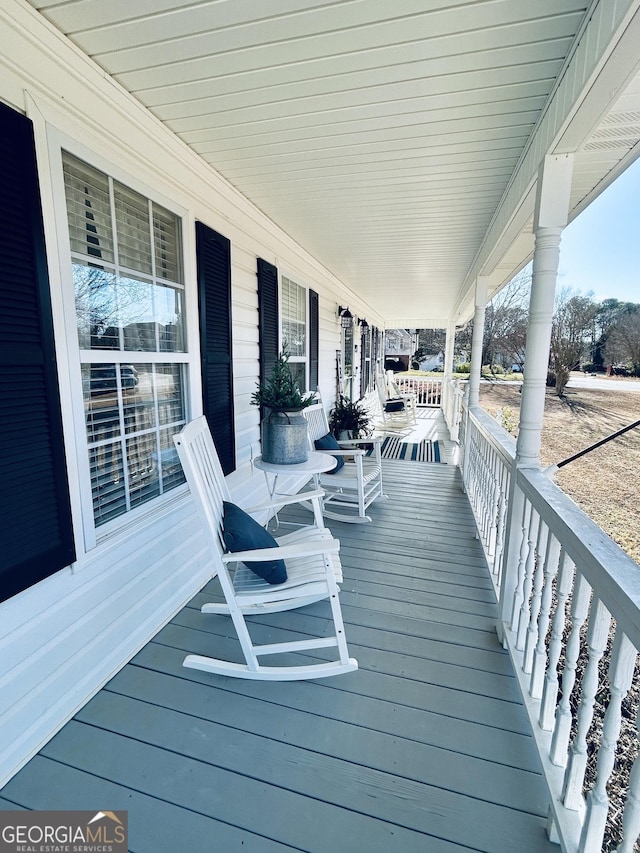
253, 451, 337, 526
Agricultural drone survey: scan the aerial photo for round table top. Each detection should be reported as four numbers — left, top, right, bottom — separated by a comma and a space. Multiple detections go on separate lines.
253, 451, 337, 475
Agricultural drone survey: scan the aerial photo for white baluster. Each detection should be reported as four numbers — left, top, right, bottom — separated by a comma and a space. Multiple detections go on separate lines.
540, 552, 575, 731
530, 536, 562, 700
516, 508, 541, 652
581, 632, 636, 850
550, 572, 590, 766
616, 705, 640, 853
493, 481, 507, 584
524, 520, 550, 674
563, 597, 611, 811
510, 499, 532, 633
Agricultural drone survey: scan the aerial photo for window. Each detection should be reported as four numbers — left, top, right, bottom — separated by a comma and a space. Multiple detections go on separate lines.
63, 152, 187, 528
281, 275, 307, 390
257, 261, 318, 400
342, 321, 354, 399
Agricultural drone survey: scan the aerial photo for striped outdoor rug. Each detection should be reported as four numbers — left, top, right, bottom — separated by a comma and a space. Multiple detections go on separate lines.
370, 436, 443, 462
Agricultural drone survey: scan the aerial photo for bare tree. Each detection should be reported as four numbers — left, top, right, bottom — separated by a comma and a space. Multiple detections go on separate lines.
456, 266, 531, 372
604, 309, 640, 375
550, 289, 599, 395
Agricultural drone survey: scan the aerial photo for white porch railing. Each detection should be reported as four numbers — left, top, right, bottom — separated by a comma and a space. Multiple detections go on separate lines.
393, 374, 442, 407
460, 401, 640, 853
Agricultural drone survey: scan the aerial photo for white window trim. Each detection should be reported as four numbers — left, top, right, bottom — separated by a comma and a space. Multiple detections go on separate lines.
279, 272, 309, 390
46, 132, 195, 553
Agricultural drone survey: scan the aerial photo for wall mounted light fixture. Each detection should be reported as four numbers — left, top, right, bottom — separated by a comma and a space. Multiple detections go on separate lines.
338, 306, 353, 329
358, 318, 369, 332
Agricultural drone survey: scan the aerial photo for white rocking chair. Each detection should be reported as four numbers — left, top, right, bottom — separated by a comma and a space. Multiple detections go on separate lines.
174, 416, 357, 680
376, 373, 414, 429
386, 370, 418, 424
302, 402, 386, 523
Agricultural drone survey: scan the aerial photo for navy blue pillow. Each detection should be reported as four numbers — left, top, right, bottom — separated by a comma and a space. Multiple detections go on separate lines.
222, 501, 287, 584
385, 399, 405, 412
314, 432, 345, 472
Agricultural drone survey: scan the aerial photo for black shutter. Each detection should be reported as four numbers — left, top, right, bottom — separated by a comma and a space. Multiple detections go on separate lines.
360, 325, 367, 396
196, 221, 235, 475
257, 258, 279, 389
309, 288, 319, 391
0, 102, 75, 603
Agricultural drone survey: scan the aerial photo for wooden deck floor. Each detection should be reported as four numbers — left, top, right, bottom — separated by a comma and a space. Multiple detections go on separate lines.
1, 455, 556, 852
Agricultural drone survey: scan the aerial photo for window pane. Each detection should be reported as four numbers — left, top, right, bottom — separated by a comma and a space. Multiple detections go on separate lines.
83, 362, 186, 526
154, 204, 182, 282
289, 361, 306, 392
157, 426, 186, 490
123, 363, 152, 435
281, 276, 306, 357
75, 268, 185, 353
127, 433, 160, 509
84, 363, 121, 443
90, 442, 125, 526
114, 182, 152, 275
74, 263, 119, 349
63, 154, 114, 262
155, 282, 184, 352
157, 364, 184, 425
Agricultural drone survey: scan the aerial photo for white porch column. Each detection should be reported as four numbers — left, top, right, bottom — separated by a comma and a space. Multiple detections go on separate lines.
442, 320, 455, 408
444, 321, 456, 382
517, 153, 573, 466
467, 276, 488, 407
498, 154, 573, 641
443, 320, 460, 440
463, 277, 488, 484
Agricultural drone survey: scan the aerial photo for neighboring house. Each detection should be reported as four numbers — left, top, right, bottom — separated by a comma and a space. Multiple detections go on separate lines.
0, 10, 383, 787
418, 353, 445, 372
384, 329, 416, 371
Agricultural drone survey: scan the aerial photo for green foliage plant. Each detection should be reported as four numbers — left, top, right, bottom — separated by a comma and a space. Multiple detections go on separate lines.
328, 396, 372, 438
251, 351, 314, 415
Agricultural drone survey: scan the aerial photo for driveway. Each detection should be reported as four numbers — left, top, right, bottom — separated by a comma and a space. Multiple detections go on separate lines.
566, 374, 640, 392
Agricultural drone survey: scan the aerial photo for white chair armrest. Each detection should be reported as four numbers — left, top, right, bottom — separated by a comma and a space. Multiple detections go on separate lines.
246, 489, 325, 515
337, 436, 381, 447
222, 537, 340, 563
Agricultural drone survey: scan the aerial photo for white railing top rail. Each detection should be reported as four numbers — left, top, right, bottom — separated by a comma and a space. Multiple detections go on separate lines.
517, 464, 640, 650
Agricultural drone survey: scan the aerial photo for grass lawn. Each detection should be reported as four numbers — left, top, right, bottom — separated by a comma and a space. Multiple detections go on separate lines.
479, 378, 640, 566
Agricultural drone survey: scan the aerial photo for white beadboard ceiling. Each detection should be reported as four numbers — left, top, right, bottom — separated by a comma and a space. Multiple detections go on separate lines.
27, 0, 640, 326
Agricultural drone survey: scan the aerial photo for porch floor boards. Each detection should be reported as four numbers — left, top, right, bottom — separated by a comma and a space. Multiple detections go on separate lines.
0, 458, 555, 852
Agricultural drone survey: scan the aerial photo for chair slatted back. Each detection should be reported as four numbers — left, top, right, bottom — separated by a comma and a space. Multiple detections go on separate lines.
174, 416, 231, 554
303, 402, 331, 445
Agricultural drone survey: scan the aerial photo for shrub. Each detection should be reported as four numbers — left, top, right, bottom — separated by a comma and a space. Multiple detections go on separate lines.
455, 362, 471, 374
580, 362, 604, 373
546, 370, 556, 387
501, 406, 518, 434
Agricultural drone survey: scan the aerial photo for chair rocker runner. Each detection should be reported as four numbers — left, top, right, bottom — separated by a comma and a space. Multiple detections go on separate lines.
302, 402, 386, 524
174, 417, 357, 680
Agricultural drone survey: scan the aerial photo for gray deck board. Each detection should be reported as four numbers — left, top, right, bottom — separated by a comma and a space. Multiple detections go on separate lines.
1, 457, 556, 852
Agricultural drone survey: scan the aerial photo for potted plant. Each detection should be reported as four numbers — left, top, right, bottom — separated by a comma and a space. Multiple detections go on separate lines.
251, 351, 315, 463
329, 395, 372, 440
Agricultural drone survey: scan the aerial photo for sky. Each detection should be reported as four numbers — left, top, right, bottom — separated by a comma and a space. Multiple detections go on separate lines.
557, 155, 640, 304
